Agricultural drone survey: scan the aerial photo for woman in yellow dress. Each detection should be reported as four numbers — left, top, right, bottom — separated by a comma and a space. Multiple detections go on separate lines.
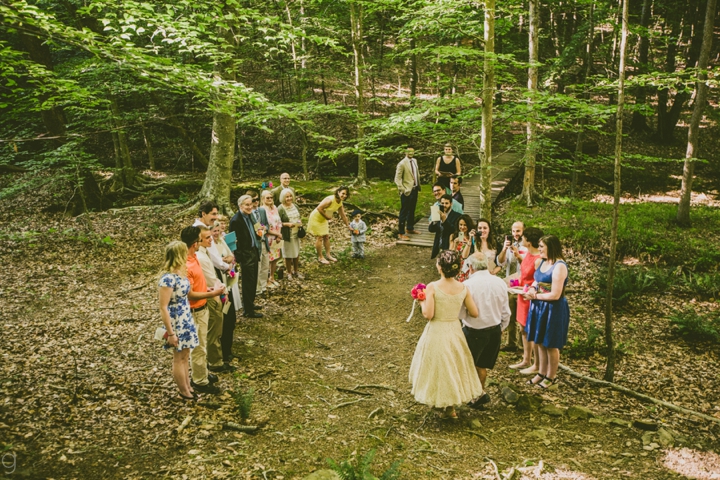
307, 186, 352, 264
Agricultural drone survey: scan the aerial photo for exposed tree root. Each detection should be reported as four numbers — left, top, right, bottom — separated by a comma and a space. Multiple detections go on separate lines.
559, 363, 720, 425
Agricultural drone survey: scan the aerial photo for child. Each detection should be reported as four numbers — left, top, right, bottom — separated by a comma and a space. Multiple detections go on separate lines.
349, 208, 367, 259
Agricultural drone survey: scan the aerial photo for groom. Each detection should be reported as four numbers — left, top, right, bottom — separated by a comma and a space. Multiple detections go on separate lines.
394, 147, 421, 241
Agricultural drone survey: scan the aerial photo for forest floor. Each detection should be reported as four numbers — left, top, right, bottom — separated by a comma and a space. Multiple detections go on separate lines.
2, 175, 720, 479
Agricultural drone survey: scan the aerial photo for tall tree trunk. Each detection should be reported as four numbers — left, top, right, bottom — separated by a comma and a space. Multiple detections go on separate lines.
141, 123, 155, 170
630, 0, 652, 133
198, 27, 237, 214
152, 93, 209, 168
236, 126, 244, 179
409, 39, 418, 98
571, 2, 595, 197
350, 1, 367, 185
604, 0, 629, 383
677, 0, 716, 226
480, 0, 495, 220
522, 0, 539, 206
109, 96, 137, 189
301, 129, 309, 181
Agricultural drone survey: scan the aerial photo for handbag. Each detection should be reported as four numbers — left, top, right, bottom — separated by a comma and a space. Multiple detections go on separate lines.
297, 226, 306, 238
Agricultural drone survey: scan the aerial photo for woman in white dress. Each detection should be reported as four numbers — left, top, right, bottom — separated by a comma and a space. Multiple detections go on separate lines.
409, 250, 484, 419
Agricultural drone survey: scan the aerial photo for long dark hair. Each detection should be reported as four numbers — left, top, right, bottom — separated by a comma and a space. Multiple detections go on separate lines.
455, 214, 474, 238
541, 234, 564, 262
474, 218, 496, 249
335, 186, 350, 201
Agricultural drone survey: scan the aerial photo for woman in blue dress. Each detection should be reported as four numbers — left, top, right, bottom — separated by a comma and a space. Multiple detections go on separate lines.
522, 235, 569, 389
158, 241, 200, 401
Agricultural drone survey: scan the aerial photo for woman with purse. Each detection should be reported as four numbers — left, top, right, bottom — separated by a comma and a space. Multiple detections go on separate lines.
260, 190, 284, 287
278, 188, 304, 280
158, 241, 200, 401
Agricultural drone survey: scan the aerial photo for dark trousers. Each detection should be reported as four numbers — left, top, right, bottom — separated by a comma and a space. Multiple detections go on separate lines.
221, 289, 237, 361
505, 294, 521, 347
239, 248, 260, 315
398, 188, 419, 234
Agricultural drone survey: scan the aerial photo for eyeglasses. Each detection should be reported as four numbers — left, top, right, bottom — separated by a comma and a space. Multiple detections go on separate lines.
252, 198, 259, 202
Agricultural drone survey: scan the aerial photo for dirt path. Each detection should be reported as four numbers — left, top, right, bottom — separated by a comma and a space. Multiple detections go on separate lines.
3, 209, 717, 479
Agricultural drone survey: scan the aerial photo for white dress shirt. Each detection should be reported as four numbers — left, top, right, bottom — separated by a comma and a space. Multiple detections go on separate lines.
193, 219, 230, 271
459, 269, 511, 330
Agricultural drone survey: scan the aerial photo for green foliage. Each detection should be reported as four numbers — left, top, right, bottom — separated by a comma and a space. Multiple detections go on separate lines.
564, 317, 603, 359
327, 449, 402, 480
594, 266, 669, 308
232, 387, 254, 422
501, 200, 720, 271
669, 308, 720, 343
677, 271, 720, 299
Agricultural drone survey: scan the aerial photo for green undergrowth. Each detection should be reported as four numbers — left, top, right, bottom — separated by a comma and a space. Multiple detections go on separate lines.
499, 198, 720, 272
235, 177, 436, 216
669, 307, 720, 343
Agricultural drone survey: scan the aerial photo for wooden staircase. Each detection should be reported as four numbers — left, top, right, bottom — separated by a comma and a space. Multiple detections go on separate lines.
397, 153, 523, 248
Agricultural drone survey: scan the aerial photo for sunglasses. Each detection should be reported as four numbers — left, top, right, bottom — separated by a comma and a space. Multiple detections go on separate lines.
252, 197, 259, 202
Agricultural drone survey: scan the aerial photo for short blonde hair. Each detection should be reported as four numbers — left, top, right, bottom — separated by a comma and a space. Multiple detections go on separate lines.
162, 240, 188, 273
260, 190, 272, 201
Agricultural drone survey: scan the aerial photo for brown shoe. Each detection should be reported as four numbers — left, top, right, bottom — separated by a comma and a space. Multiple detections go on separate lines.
407, 230, 421, 235
398, 234, 410, 241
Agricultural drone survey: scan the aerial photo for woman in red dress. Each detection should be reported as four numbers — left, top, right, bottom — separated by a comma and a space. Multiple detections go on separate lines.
509, 227, 544, 373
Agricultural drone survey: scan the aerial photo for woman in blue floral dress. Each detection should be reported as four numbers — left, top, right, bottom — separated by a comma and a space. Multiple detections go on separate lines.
158, 241, 200, 401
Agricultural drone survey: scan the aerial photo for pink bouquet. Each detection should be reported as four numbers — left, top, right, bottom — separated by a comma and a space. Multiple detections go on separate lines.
406, 283, 427, 322
411, 283, 427, 301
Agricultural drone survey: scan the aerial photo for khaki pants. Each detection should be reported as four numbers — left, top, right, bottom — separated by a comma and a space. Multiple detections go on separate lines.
190, 307, 210, 385
207, 297, 224, 368
256, 243, 270, 293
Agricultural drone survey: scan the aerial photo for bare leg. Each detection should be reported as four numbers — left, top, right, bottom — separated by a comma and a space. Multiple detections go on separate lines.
284, 257, 293, 277
269, 259, 278, 283
476, 367, 487, 390
292, 257, 300, 276
546, 348, 560, 380
173, 349, 192, 397
324, 236, 336, 261
316, 237, 329, 263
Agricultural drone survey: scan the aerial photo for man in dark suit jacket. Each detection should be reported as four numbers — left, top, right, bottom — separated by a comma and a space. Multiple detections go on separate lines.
229, 194, 264, 318
429, 194, 461, 259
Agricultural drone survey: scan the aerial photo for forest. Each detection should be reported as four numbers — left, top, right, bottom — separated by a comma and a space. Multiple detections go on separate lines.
1, 0, 720, 479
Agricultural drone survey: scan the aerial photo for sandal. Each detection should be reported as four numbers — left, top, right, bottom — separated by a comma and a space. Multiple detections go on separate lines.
537, 377, 557, 389
526, 374, 545, 386
326, 256, 338, 263
178, 393, 198, 402
436, 407, 458, 420
318, 258, 330, 265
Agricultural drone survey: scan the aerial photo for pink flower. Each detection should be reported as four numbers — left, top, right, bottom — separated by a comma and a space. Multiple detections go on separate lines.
411, 283, 427, 300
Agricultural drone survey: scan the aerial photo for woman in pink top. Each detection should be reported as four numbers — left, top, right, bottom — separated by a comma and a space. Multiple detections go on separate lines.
509, 227, 543, 373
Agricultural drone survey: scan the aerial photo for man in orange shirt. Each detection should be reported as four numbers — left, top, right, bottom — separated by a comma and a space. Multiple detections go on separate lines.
181, 226, 225, 395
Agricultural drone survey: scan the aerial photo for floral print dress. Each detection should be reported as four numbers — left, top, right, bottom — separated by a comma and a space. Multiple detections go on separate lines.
263, 205, 284, 262
158, 273, 199, 352
454, 233, 471, 282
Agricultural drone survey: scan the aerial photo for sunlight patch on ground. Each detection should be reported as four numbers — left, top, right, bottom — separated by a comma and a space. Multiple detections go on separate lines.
472, 462, 598, 480
591, 191, 720, 207
662, 447, 720, 479
141, 170, 167, 179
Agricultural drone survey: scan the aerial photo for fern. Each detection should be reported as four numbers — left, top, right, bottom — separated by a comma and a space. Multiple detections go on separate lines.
233, 387, 254, 421
327, 449, 401, 480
